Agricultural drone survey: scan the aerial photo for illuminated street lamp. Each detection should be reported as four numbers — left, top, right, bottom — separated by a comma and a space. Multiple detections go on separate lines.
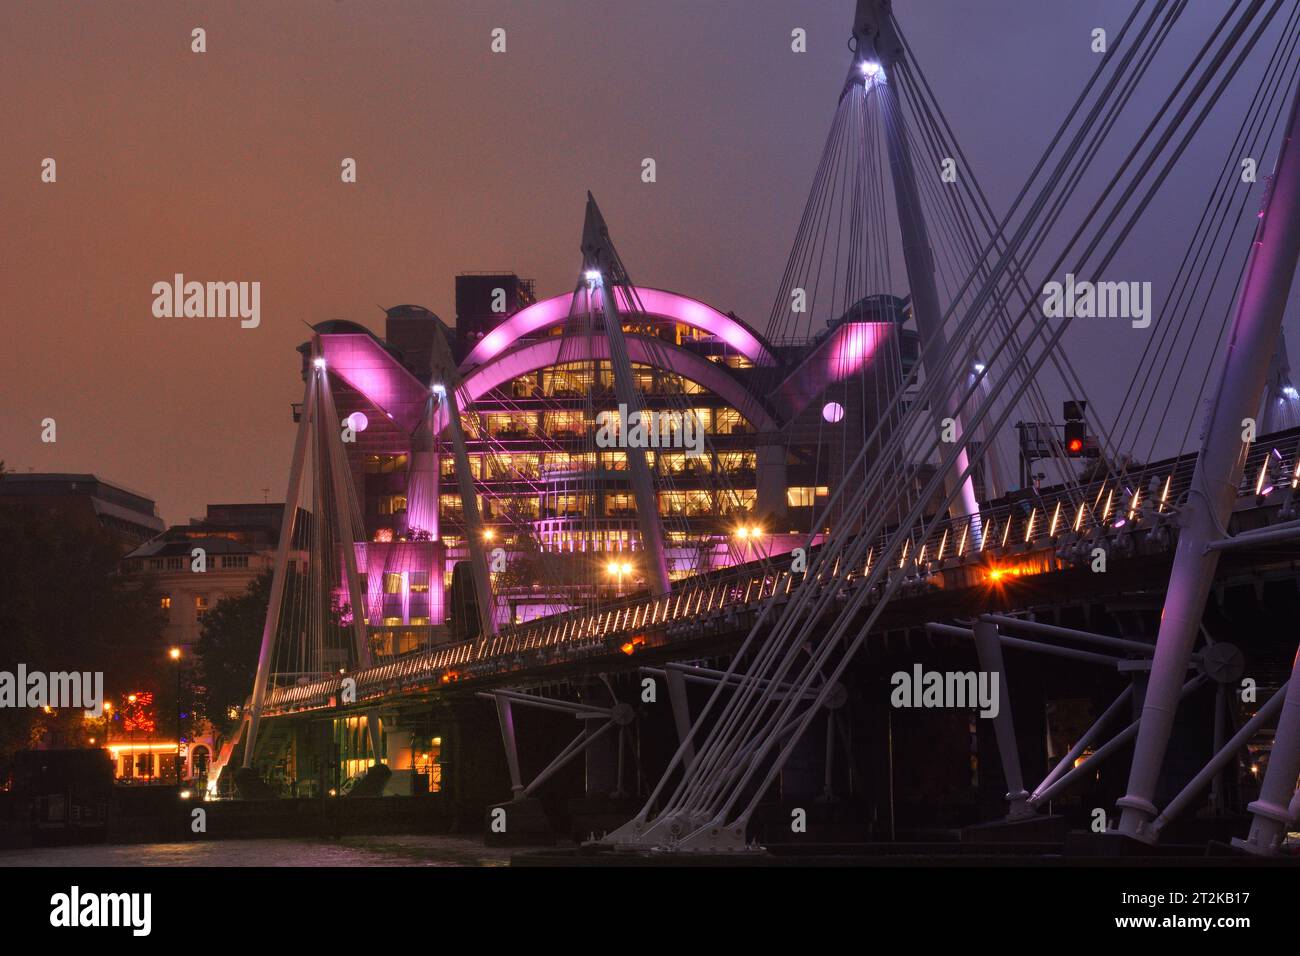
169, 647, 183, 787
607, 559, 633, 594
735, 525, 766, 562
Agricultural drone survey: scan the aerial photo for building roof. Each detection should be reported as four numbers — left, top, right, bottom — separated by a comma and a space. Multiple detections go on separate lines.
0, 472, 159, 515
124, 502, 288, 560
124, 534, 256, 560
0, 473, 165, 543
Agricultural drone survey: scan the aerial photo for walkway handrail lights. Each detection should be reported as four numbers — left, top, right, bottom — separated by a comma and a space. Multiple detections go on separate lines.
258, 428, 1299, 716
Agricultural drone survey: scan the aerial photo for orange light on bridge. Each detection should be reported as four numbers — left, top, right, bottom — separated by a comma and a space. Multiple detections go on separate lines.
986, 558, 1051, 585
620, 635, 647, 655
987, 565, 1029, 584
440, 670, 459, 684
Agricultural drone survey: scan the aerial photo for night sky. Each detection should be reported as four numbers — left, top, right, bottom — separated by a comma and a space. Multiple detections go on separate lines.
3, 1, 1297, 524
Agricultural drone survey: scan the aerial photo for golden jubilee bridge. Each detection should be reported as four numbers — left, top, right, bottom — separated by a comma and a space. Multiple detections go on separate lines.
212, 0, 1300, 859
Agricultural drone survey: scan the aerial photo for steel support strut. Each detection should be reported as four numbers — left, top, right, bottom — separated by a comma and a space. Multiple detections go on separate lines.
1118, 76, 1300, 842
317, 344, 384, 759
430, 325, 499, 639
971, 620, 1031, 818
479, 690, 627, 798
581, 193, 672, 595
243, 359, 317, 767
1237, 654, 1300, 853
860, 0, 981, 532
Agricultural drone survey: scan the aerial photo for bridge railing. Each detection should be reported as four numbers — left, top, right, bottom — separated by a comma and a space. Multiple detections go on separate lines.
260, 429, 1300, 714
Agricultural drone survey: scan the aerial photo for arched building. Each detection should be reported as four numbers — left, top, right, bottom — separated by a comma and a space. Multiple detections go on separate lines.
303, 273, 921, 653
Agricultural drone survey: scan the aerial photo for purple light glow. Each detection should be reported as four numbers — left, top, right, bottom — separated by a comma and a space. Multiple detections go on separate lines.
461, 286, 776, 371
319, 334, 431, 434
437, 335, 780, 435
774, 321, 894, 419
346, 411, 369, 432
354, 540, 445, 627
822, 401, 845, 423
826, 322, 887, 377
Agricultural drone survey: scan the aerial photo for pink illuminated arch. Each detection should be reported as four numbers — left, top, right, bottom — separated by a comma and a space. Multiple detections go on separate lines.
437, 335, 779, 435
461, 287, 776, 372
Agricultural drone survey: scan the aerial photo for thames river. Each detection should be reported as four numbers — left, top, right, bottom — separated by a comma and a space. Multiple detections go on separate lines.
0, 834, 513, 867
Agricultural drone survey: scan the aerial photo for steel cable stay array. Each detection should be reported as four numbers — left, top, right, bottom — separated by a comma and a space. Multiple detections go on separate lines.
227, 0, 1300, 846
898, 0, 1300, 509
602, 0, 1290, 850
429, 207, 793, 632
760, 0, 1181, 542
1089, 0, 1300, 475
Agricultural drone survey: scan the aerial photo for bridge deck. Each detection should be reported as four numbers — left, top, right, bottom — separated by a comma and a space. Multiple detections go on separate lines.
261, 427, 1300, 716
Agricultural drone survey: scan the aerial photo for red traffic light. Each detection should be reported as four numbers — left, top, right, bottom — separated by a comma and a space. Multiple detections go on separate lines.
1064, 420, 1087, 457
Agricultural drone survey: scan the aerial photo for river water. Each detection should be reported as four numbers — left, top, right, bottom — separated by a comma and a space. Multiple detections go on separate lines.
0, 834, 513, 867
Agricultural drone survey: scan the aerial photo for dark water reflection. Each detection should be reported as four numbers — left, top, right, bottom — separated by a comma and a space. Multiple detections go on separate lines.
0, 835, 512, 867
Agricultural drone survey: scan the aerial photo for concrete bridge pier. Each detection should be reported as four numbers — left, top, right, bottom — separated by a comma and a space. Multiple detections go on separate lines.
570, 710, 639, 842
293, 720, 333, 799
481, 693, 552, 847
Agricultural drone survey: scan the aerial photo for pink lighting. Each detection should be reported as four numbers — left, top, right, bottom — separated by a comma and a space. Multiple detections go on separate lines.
460, 286, 776, 371
353, 540, 445, 629
346, 411, 369, 432
775, 321, 894, 419
822, 401, 845, 423
826, 322, 886, 377
318, 334, 431, 434
437, 336, 779, 436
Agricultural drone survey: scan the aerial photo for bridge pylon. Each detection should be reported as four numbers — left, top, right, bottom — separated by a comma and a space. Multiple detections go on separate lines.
853, 0, 982, 535
1118, 72, 1300, 845
239, 335, 382, 790
579, 192, 673, 596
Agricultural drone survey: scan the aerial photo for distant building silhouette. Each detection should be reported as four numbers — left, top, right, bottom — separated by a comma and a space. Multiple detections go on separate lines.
0, 472, 164, 547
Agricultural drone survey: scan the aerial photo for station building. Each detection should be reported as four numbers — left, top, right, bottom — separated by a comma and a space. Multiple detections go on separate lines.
305, 273, 925, 653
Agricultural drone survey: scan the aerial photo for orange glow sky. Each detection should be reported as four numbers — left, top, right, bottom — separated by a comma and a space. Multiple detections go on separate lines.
2, 1, 1283, 523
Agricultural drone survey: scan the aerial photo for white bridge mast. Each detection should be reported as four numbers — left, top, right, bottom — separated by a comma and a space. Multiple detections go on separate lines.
581, 193, 673, 596
1119, 77, 1300, 845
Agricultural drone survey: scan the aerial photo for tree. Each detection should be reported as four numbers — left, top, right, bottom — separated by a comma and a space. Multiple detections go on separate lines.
194, 570, 271, 737
0, 501, 165, 762
194, 566, 350, 737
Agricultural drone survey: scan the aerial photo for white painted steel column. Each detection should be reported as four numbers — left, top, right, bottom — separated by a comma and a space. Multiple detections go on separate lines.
1119, 79, 1300, 841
